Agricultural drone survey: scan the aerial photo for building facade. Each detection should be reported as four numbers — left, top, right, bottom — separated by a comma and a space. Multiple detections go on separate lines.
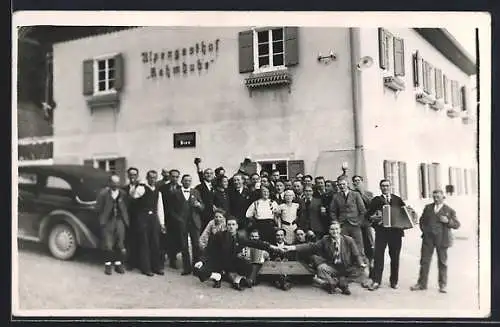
51, 26, 477, 230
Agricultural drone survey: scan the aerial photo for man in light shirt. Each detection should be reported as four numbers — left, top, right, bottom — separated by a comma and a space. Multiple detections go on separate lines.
411, 189, 460, 293
130, 170, 165, 277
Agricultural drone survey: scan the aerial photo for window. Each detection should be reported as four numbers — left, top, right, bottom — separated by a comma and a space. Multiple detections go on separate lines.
46, 176, 71, 190
383, 160, 408, 199
257, 160, 305, 180
434, 68, 443, 99
238, 27, 298, 74
95, 57, 116, 93
378, 28, 405, 76
255, 28, 284, 70
83, 53, 124, 97
418, 163, 441, 199
448, 167, 467, 196
19, 172, 37, 185
84, 157, 126, 184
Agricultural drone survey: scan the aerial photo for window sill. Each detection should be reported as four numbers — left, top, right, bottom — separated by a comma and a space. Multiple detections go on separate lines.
415, 92, 435, 105
446, 108, 461, 118
86, 92, 120, 110
429, 99, 444, 111
383, 76, 405, 92
244, 69, 292, 90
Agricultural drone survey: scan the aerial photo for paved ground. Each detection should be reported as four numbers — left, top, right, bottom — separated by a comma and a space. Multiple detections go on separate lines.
15, 228, 480, 314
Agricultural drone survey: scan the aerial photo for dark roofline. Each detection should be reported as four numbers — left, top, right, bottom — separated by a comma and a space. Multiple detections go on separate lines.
414, 28, 476, 76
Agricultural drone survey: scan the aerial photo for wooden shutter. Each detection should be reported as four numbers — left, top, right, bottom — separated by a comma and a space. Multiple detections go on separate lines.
398, 161, 408, 200
461, 86, 468, 112
464, 168, 469, 195
378, 28, 389, 69
451, 81, 457, 107
287, 160, 304, 180
383, 160, 391, 179
115, 157, 127, 185
434, 163, 442, 190
420, 163, 429, 198
422, 61, 428, 93
83, 59, 94, 95
284, 27, 299, 67
113, 53, 124, 91
435, 68, 443, 99
238, 30, 254, 73
83, 159, 95, 167
427, 63, 434, 95
428, 163, 436, 194
443, 74, 449, 103
413, 51, 421, 87
393, 37, 405, 76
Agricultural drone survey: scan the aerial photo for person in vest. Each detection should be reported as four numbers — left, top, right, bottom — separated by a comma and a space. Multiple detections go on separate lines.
123, 167, 140, 271
96, 174, 130, 275
411, 189, 460, 293
130, 170, 166, 277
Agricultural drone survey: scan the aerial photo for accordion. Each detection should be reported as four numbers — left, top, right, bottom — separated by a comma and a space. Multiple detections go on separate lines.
382, 205, 415, 229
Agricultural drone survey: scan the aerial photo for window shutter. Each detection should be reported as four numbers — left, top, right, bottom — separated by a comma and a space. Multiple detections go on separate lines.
435, 68, 443, 99
398, 161, 408, 200
83, 59, 94, 95
434, 163, 441, 190
451, 81, 457, 107
238, 30, 254, 73
83, 159, 95, 168
418, 164, 424, 198
113, 53, 124, 91
464, 168, 469, 195
443, 74, 449, 103
393, 38, 405, 76
422, 61, 428, 93
115, 157, 127, 185
461, 86, 467, 112
413, 51, 421, 87
419, 163, 429, 198
287, 160, 304, 180
428, 63, 434, 95
378, 28, 388, 70
284, 27, 299, 67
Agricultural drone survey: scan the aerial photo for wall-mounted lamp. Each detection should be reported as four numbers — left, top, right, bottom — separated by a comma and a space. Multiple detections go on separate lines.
317, 51, 337, 63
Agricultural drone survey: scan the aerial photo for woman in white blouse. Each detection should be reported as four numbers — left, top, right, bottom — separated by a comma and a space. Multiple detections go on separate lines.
245, 186, 280, 243
278, 190, 300, 244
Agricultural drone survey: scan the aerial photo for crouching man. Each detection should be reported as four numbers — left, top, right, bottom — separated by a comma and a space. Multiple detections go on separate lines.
194, 218, 279, 291
284, 221, 366, 295
96, 174, 130, 275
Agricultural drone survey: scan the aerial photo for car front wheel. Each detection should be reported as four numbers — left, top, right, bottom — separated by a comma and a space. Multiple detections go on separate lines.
48, 223, 77, 260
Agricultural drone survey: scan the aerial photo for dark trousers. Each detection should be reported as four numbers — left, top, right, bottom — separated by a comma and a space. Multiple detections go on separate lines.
180, 222, 201, 272
361, 225, 375, 278
165, 220, 182, 264
137, 212, 162, 273
418, 235, 448, 288
102, 217, 126, 264
125, 215, 139, 268
317, 262, 361, 287
372, 228, 402, 285
341, 222, 366, 260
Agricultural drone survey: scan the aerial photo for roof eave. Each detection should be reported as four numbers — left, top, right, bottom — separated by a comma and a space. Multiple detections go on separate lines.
414, 28, 477, 76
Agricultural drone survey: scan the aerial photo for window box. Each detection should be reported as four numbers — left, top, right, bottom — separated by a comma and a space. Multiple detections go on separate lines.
244, 69, 292, 89
416, 92, 435, 105
430, 99, 445, 111
446, 108, 460, 118
86, 92, 120, 110
383, 76, 405, 92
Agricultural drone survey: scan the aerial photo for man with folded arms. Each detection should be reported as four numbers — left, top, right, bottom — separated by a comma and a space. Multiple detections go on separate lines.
284, 221, 366, 295
193, 218, 279, 291
411, 189, 460, 293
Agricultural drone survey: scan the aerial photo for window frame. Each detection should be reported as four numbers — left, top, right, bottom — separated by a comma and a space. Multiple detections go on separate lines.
257, 159, 289, 180
252, 27, 286, 73
92, 53, 119, 96
88, 155, 120, 174
383, 160, 407, 198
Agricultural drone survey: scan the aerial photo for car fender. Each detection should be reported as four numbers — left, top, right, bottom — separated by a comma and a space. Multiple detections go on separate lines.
39, 210, 99, 249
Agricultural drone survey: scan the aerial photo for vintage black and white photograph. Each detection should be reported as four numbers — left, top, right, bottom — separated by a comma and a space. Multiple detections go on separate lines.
12, 11, 490, 318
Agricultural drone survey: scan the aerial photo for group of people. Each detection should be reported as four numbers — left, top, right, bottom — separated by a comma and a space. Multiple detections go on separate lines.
95, 158, 461, 295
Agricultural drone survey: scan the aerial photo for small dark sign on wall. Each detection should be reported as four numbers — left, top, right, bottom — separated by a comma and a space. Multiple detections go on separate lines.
173, 132, 196, 148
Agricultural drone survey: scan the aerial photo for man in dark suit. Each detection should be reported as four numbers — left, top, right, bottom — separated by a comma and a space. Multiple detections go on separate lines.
329, 176, 367, 262
169, 174, 205, 275
411, 189, 460, 293
228, 174, 253, 231
365, 179, 406, 291
130, 170, 165, 277
273, 180, 286, 204
297, 186, 329, 240
285, 221, 367, 295
159, 169, 182, 269
97, 174, 130, 275
194, 217, 279, 290
352, 175, 375, 277
155, 168, 170, 188
195, 168, 215, 232
123, 167, 140, 271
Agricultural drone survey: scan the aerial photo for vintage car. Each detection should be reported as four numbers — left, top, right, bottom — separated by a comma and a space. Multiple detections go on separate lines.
18, 164, 111, 260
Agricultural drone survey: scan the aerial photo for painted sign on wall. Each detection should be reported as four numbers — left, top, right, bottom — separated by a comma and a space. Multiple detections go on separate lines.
142, 39, 221, 80
173, 132, 196, 148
